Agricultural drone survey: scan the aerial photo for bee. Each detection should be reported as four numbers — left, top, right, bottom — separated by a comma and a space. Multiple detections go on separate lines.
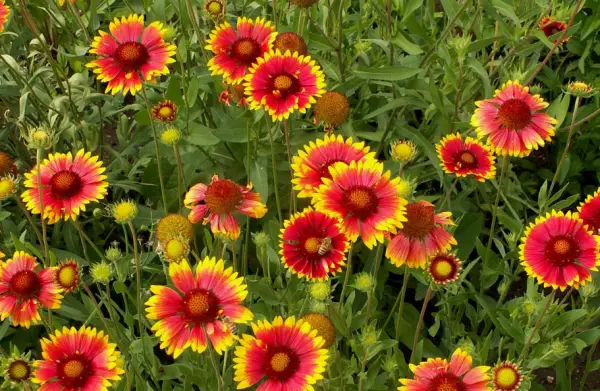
218, 315, 238, 335
318, 237, 333, 255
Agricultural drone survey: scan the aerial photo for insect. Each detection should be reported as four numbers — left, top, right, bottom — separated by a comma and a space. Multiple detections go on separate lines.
218, 315, 238, 335
318, 237, 333, 255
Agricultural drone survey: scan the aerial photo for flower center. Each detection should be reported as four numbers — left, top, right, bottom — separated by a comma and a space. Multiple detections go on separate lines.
545, 236, 579, 266
8, 360, 30, 382
433, 259, 453, 278
183, 289, 220, 323
270, 352, 291, 372
429, 373, 466, 391
58, 266, 77, 289
166, 238, 186, 260
50, 170, 83, 200
231, 38, 261, 64
205, 179, 243, 214
393, 143, 415, 161
0, 178, 15, 196
496, 367, 519, 389
498, 98, 532, 131
304, 237, 321, 253
402, 202, 436, 239
0, 152, 13, 175
115, 41, 149, 72
460, 152, 475, 164
58, 355, 92, 388
344, 187, 378, 220
158, 106, 173, 118
264, 347, 300, 381
207, 0, 223, 14
10, 270, 41, 297
272, 73, 300, 98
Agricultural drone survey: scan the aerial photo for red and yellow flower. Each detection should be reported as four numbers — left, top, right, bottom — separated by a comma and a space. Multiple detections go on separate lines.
206, 17, 276, 85
21, 150, 108, 224
471, 80, 557, 157
0, 251, 63, 328
0, 0, 9, 33
245, 49, 326, 121
312, 160, 407, 249
386, 201, 457, 269
436, 133, 496, 181
54, 260, 80, 293
32, 326, 124, 391
87, 14, 177, 95
428, 253, 462, 285
146, 258, 253, 358
184, 175, 267, 241
539, 16, 569, 44
492, 361, 522, 391
280, 208, 349, 280
291, 134, 375, 198
578, 187, 600, 233
398, 348, 491, 391
520, 211, 600, 290
234, 316, 328, 390
152, 100, 177, 122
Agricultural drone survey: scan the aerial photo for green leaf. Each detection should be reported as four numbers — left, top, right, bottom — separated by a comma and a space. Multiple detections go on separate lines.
490, 0, 520, 26
454, 212, 484, 261
392, 32, 423, 55
354, 66, 421, 81
250, 158, 269, 204
362, 97, 414, 120
186, 123, 221, 146
547, 309, 587, 338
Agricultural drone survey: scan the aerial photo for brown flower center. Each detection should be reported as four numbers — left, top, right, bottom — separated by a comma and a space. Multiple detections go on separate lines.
8, 360, 31, 382
498, 98, 532, 131
115, 41, 149, 72
58, 355, 92, 388
50, 170, 83, 200
231, 38, 261, 65
10, 270, 41, 297
0, 151, 14, 176
182, 289, 220, 323
273, 32, 308, 56
272, 73, 300, 98
344, 186, 378, 220
429, 373, 466, 391
402, 202, 436, 239
205, 179, 243, 214
545, 235, 579, 266
264, 347, 300, 381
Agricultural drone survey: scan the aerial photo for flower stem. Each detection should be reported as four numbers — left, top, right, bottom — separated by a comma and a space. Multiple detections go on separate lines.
15, 196, 43, 246
579, 336, 600, 391
548, 95, 581, 199
438, 177, 459, 211
520, 291, 555, 361
205, 329, 225, 391
365, 244, 384, 323
66, 0, 91, 42
338, 243, 353, 312
267, 118, 283, 223
174, 145, 185, 211
393, 266, 411, 340
482, 157, 509, 287
140, 82, 169, 214
409, 284, 433, 364
282, 119, 296, 213
127, 222, 145, 340
450, 60, 464, 132
35, 148, 49, 264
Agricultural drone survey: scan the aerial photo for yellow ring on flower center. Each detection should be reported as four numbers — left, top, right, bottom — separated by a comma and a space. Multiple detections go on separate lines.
270, 352, 291, 372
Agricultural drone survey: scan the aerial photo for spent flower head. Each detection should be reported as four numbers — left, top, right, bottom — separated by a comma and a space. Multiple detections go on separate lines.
90, 262, 113, 284
105, 243, 123, 262
109, 200, 138, 224
448, 34, 472, 61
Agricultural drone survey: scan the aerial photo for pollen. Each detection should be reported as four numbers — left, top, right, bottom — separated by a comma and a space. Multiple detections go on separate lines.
270, 352, 291, 372
156, 214, 194, 245
205, 179, 243, 214
553, 238, 571, 255
50, 170, 83, 200
11, 270, 41, 296
301, 313, 336, 348
304, 237, 321, 253
273, 32, 308, 56
0, 151, 14, 176
313, 91, 350, 129
460, 152, 475, 164
115, 41, 149, 72
273, 74, 294, 91
348, 188, 371, 209
63, 359, 85, 378
402, 202, 436, 239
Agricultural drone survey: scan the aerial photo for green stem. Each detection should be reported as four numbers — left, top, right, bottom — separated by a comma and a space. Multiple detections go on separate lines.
184, 0, 208, 60
338, 243, 353, 312
450, 60, 464, 132
520, 291, 555, 361
579, 336, 600, 391
205, 329, 225, 391
438, 177, 459, 211
140, 82, 169, 214
15, 195, 43, 246
174, 145, 185, 211
66, 0, 91, 42
128, 222, 146, 348
482, 157, 509, 283
36, 149, 49, 264
74, 221, 107, 261
548, 96, 581, 199
409, 284, 433, 364
282, 119, 296, 213
267, 118, 283, 223
365, 244, 384, 323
